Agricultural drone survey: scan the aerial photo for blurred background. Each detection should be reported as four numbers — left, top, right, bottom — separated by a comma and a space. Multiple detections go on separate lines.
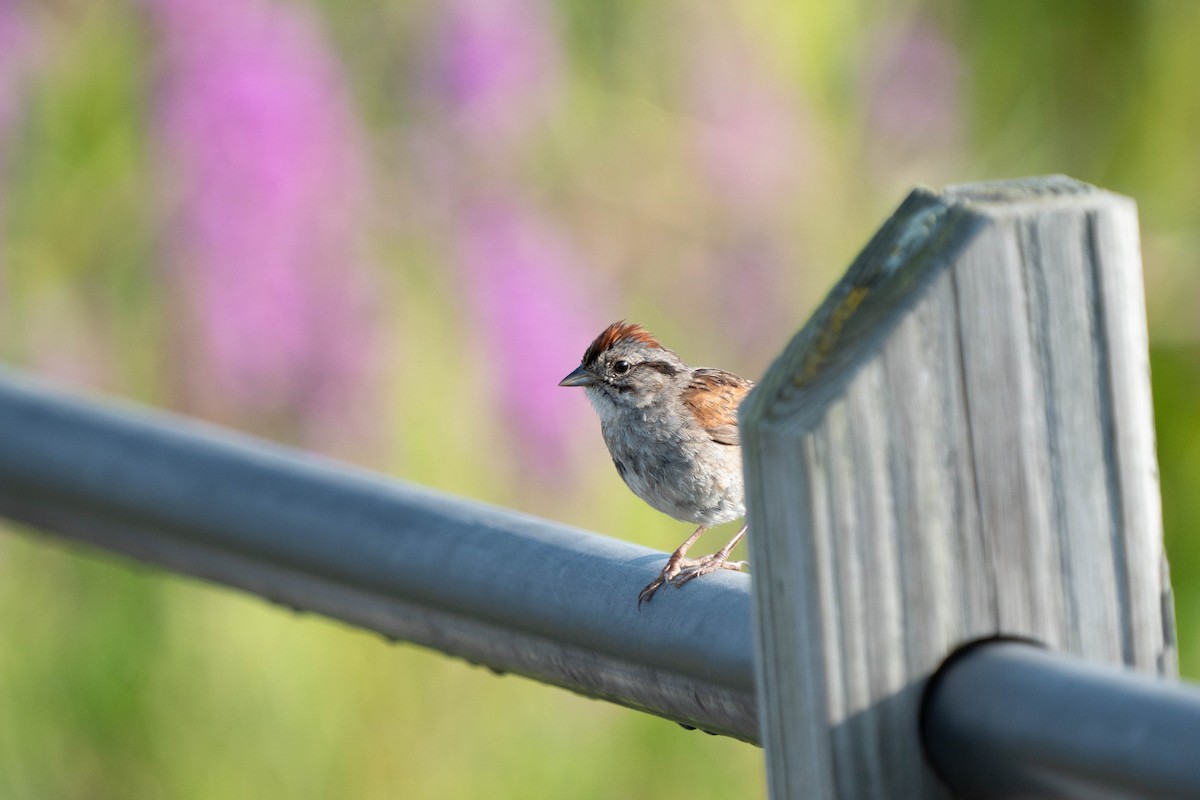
1, 0, 1198, 797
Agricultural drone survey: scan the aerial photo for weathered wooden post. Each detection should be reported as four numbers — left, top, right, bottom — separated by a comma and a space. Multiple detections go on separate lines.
739, 176, 1175, 799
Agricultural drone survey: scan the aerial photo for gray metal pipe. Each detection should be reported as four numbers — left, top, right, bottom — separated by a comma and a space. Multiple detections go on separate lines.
921, 640, 1200, 799
0, 369, 757, 741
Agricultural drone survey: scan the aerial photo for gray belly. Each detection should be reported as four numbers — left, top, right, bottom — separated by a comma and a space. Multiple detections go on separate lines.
607, 435, 745, 526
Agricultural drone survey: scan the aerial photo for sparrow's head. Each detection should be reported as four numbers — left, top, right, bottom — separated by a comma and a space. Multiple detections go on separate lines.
558, 321, 686, 409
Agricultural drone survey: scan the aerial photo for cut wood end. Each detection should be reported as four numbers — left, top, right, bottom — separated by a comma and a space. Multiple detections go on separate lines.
741, 175, 1126, 429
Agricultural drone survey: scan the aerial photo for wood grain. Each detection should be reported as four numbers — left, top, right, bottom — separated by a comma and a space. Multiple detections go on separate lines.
740, 176, 1174, 799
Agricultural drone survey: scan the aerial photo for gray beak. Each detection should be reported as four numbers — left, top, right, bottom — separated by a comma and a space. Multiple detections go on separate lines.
559, 365, 599, 387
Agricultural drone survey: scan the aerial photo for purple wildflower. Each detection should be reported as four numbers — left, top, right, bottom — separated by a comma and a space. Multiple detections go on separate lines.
861, 19, 962, 158
458, 197, 603, 478
685, 29, 807, 214
709, 235, 791, 353
0, 0, 33, 328
426, 0, 562, 144
0, 0, 31, 137
152, 0, 374, 433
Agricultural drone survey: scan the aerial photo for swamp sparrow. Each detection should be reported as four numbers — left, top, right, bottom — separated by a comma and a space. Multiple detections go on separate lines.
559, 321, 752, 604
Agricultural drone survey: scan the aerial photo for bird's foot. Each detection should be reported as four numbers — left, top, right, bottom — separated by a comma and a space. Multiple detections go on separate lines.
670, 554, 747, 588
637, 555, 684, 607
638, 553, 748, 606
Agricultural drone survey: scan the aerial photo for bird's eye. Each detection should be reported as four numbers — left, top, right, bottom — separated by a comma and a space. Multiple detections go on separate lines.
613, 360, 631, 375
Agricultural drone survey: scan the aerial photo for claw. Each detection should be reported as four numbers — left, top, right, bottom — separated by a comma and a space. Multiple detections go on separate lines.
638, 554, 748, 607
638, 555, 684, 607
636, 523, 748, 607
670, 555, 747, 588
637, 576, 665, 607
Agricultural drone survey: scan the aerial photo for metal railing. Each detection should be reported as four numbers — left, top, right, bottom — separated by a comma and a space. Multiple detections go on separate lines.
0, 368, 757, 742
921, 640, 1200, 800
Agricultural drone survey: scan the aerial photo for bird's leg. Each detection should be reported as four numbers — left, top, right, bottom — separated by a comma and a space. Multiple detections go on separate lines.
638, 525, 708, 606
669, 523, 748, 588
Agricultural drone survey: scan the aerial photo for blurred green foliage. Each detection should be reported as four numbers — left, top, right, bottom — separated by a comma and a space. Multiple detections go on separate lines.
1, 1, 1199, 798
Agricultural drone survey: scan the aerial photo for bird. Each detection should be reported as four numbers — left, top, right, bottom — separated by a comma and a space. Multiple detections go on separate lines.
558, 321, 752, 604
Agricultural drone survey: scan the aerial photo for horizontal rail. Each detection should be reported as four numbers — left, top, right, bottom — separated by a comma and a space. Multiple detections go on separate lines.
921, 640, 1200, 799
0, 369, 757, 741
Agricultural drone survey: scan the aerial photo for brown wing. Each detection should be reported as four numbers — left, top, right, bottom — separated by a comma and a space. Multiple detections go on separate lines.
682, 368, 754, 446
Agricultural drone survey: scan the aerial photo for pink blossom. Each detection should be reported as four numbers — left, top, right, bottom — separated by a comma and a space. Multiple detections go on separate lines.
862, 19, 962, 157
0, 0, 33, 326
458, 198, 602, 477
0, 0, 31, 137
426, 0, 562, 143
152, 0, 374, 430
686, 30, 808, 213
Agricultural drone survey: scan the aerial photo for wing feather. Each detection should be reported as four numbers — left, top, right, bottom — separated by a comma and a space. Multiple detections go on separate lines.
682, 369, 753, 446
